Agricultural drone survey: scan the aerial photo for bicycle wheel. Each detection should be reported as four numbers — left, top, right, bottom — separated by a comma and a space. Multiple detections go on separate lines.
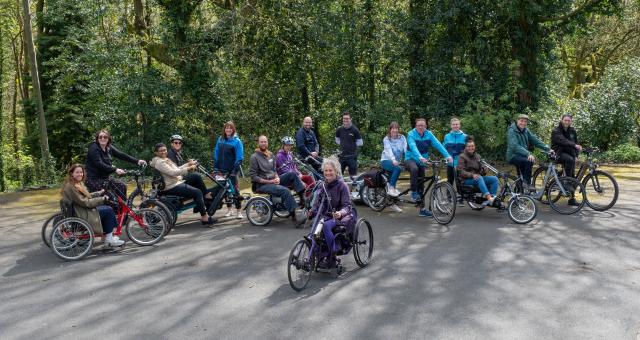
532, 165, 549, 204
140, 199, 175, 234
42, 213, 64, 248
582, 170, 618, 211
507, 195, 537, 224
50, 218, 94, 261
245, 197, 273, 226
353, 218, 374, 267
125, 208, 167, 246
288, 239, 313, 292
547, 177, 585, 215
363, 186, 387, 212
430, 182, 456, 225
127, 188, 143, 209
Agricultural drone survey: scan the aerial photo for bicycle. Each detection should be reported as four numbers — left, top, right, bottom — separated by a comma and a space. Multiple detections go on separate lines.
455, 161, 538, 224
533, 147, 618, 211
48, 175, 168, 261
287, 181, 374, 291
530, 151, 586, 215
362, 159, 457, 225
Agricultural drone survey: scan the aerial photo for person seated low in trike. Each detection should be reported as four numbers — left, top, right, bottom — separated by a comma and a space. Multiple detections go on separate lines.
61, 164, 124, 247
150, 143, 216, 225
307, 157, 353, 270
456, 137, 499, 207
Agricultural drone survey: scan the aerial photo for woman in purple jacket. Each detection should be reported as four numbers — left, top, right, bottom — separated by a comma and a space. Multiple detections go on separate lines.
308, 157, 352, 255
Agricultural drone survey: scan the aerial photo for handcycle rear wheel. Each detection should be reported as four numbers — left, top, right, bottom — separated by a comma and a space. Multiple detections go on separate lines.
430, 182, 456, 225
547, 177, 585, 215
353, 218, 374, 267
42, 212, 64, 248
287, 239, 313, 291
245, 197, 274, 226
582, 170, 618, 211
125, 208, 167, 246
50, 217, 94, 261
363, 186, 387, 212
507, 195, 537, 224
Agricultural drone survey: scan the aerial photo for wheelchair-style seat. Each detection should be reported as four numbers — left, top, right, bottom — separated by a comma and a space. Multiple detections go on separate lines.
59, 199, 76, 218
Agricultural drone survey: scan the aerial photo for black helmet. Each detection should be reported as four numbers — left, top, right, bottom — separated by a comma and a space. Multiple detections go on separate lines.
170, 134, 183, 142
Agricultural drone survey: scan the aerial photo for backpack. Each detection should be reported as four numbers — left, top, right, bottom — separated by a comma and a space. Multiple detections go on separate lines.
362, 170, 385, 188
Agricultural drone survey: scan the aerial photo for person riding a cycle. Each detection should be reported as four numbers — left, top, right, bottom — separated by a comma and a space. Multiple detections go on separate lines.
457, 137, 499, 207
85, 129, 147, 200
405, 118, 453, 217
551, 114, 582, 178
307, 157, 353, 268
380, 121, 406, 212
276, 136, 315, 190
506, 114, 551, 190
151, 143, 216, 225
61, 164, 123, 247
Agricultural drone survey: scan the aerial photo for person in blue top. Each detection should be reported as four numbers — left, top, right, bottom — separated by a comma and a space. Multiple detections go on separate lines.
405, 118, 453, 217
443, 117, 467, 185
213, 121, 244, 219
380, 122, 406, 213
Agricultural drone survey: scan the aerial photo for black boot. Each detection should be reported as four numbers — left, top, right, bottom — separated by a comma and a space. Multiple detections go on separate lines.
297, 191, 306, 208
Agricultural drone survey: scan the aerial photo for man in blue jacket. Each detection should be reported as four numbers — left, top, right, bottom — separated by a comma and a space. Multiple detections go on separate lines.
406, 118, 453, 217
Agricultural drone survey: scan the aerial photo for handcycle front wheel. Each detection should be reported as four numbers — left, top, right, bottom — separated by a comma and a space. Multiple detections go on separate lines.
582, 170, 618, 211
42, 212, 64, 248
50, 217, 94, 261
287, 239, 313, 292
245, 197, 274, 226
430, 182, 457, 225
546, 177, 586, 215
353, 218, 374, 267
125, 208, 167, 246
507, 195, 538, 224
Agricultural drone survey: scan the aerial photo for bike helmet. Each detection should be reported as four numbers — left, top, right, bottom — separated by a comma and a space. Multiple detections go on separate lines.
170, 134, 183, 143
281, 136, 295, 145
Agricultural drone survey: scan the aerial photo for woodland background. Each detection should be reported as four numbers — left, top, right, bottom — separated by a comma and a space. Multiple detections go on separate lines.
1, 0, 639, 191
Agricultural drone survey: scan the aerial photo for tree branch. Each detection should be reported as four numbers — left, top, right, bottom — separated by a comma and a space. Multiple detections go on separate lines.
538, 0, 602, 24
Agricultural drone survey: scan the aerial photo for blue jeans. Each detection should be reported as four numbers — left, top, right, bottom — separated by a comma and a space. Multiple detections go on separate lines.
279, 172, 305, 193
97, 205, 117, 234
255, 183, 297, 213
381, 160, 402, 187
463, 176, 499, 196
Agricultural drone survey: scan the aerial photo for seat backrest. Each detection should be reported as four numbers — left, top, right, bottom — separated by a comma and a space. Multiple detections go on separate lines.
151, 169, 166, 191
59, 199, 75, 218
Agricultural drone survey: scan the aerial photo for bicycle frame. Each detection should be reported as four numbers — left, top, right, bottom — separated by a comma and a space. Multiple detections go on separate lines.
540, 157, 571, 197
386, 161, 443, 207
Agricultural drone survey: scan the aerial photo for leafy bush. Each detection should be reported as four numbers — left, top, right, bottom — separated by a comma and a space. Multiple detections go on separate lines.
599, 143, 640, 163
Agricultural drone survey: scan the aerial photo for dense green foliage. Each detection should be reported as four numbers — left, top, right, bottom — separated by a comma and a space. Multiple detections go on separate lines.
1, 0, 639, 191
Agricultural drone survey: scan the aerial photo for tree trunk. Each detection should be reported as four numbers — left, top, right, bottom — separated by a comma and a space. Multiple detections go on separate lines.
11, 72, 19, 159
0, 25, 5, 191
407, 0, 428, 123
21, 0, 51, 163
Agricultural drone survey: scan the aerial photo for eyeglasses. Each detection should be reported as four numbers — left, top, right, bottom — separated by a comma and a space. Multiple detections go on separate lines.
172, 141, 182, 145
98, 135, 109, 140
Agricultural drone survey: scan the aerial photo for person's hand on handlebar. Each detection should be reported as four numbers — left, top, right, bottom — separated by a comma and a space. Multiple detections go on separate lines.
332, 211, 342, 219
445, 156, 453, 164
138, 160, 147, 167
419, 156, 428, 164
115, 168, 126, 175
527, 154, 536, 162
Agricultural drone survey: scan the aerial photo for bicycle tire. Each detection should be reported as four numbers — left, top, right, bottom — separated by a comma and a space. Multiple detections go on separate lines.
353, 218, 374, 267
50, 217, 94, 261
507, 195, 537, 224
125, 208, 167, 246
287, 239, 313, 292
41, 213, 64, 248
430, 182, 456, 225
532, 165, 549, 204
140, 199, 175, 234
547, 176, 585, 215
582, 170, 618, 211
363, 186, 387, 212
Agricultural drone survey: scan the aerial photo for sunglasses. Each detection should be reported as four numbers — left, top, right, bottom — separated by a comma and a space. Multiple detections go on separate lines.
172, 141, 182, 144
98, 135, 109, 140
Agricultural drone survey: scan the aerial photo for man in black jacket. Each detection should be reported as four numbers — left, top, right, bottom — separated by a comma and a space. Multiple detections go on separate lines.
551, 114, 582, 178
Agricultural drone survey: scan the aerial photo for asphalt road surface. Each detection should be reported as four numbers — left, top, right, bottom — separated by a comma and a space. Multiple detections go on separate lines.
1, 180, 639, 339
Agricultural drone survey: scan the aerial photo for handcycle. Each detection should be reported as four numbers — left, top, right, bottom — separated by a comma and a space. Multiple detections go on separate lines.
148, 164, 249, 229
244, 179, 308, 227
532, 147, 618, 211
47, 176, 168, 261
294, 155, 366, 203
530, 151, 586, 215
454, 161, 538, 224
362, 159, 457, 225
287, 181, 374, 291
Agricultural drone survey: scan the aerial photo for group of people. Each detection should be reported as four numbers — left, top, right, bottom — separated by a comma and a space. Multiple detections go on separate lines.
60, 111, 583, 247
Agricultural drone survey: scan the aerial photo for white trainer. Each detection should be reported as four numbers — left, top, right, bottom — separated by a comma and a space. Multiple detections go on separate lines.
105, 237, 125, 247
389, 204, 403, 212
236, 211, 244, 219
225, 210, 233, 217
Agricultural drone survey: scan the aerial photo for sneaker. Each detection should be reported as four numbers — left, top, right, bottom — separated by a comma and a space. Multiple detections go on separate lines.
391, 188, 401, 197
418, 209, 433, 217
225, 210, 233, 217
411, 191, 420, 202
389, 204, 403, 213
235, 211, 244, 219
482, 197, 495, 206
386, 185, 398, 197
105, 237, 125, 247
567, 198, 580, 206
